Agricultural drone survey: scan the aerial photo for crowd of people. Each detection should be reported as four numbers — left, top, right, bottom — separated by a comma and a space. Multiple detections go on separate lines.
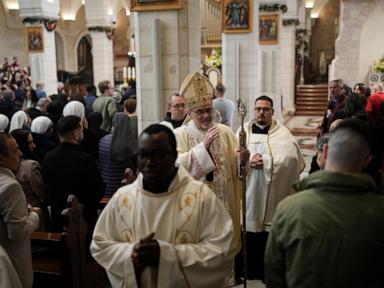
1, 66, 384, 288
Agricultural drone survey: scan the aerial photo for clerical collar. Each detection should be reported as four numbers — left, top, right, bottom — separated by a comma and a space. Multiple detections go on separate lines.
252, 123, 270, 134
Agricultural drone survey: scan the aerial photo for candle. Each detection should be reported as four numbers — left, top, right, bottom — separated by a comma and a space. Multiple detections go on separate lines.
128, 67, 132, 80
132, 67, 135, 80
123, 67, 127, 79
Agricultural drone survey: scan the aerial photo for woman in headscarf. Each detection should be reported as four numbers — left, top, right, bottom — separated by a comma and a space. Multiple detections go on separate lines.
63, 100, 99, 158
30, 116, 55, 164
9, 110, 30, 132
0, 114, 9, 132
99, 112, 138, 196
10, 129, 49, 230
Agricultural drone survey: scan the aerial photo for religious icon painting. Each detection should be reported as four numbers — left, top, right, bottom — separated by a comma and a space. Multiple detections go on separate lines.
26, 27, 44, 52
259, 14, 279, 45
222, 0, 252, 33
131, 0, 182, 11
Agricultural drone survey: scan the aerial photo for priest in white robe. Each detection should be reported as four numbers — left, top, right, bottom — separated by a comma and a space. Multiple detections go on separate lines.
91, 124, 236, 288
174, 72, 246, 252
235, 95, 305, 280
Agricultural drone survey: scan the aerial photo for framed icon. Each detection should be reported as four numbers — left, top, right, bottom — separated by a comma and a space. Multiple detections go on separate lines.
222, 0, 252, 33
259, 14, 279, 45
26, 26, 44, 52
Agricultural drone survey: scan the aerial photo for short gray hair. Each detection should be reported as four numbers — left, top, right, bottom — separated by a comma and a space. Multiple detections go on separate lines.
2, 89, 15, 101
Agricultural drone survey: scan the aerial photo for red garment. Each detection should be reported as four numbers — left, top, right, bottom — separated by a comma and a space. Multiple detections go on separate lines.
366, 92, 384, 112
365, 92, 384, 121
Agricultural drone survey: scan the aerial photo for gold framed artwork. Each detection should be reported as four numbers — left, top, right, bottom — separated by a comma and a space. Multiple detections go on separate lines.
26, 27, 44, 52
259, 14, 279, 45
131, 0, 182, 12
222, 0, 252, 34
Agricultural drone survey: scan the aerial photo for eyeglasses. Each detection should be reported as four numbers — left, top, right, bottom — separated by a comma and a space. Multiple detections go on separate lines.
191, 108, 212, 116
170, 104, 186, 109
254, 107, 272, 113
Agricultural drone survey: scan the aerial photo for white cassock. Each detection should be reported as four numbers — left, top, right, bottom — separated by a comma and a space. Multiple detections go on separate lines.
0, 244, 22, 288
91, 166, 236, 288
174, 121, 241, 251
237, 120, 305, 232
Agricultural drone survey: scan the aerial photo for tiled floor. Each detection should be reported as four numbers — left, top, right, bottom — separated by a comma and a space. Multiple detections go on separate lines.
285, 116, 322, 177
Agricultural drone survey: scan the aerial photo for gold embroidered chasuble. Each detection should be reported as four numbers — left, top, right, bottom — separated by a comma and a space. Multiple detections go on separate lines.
91, 166, 236, 288
174, 121, 241, 251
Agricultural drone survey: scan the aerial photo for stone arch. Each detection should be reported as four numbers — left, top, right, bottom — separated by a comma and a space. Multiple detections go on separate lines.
55, 29, 66, 71
333, 0, 383, 85
358, 1, 384, 82
74, 30, 92, 72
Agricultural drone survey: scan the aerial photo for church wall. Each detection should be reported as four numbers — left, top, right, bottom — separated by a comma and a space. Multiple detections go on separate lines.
56, 6, 87, 73
0, 4, 28, 68
330, 0, 384, 87
113, 8, 131, 80
358, 5, 384, 83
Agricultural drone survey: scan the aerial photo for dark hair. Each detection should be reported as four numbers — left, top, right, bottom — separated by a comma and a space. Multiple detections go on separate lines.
57, 115, 82, 137
124, 98, 137, 114
255, 95, 274, 107
86, 84, 96, 94
26, 87, 38, 104
0, 133, 12, 156
10, 129, 33, 159
353, 83, 365, 93
140, 124, 177, 154
215, 84, 226, 94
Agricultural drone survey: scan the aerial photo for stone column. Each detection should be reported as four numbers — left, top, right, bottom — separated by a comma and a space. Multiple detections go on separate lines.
25, 23, 59, 95
19, 0, 60, 95
133, 0, 200, 132
84, 0, 114, 87
280, 22, 296, 114
89, 30, 114, 87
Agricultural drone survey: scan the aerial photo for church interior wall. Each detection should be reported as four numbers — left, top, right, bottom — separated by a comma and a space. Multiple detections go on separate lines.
113, 7, 130, 79
358, 4, 384, 83
0, 3, 27, 67
309, 0, 338, 83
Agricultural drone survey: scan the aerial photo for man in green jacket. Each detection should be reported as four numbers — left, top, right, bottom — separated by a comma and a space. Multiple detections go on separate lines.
265, 118, 384, 288
92, 80, 117, 131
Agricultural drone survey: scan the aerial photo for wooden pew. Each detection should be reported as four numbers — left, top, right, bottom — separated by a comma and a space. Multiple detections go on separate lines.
31, 195, 87, 288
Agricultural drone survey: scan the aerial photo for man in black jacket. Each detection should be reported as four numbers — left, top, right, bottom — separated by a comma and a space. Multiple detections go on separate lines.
42, 115, 104, 235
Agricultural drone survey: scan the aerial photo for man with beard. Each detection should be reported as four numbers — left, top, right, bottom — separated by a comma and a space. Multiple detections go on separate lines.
42, 116, 104, 235
235, 95, 305, 281
174, 72, 249, 275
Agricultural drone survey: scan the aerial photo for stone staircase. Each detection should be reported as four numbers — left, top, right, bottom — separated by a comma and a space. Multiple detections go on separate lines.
295, 84, 329, 116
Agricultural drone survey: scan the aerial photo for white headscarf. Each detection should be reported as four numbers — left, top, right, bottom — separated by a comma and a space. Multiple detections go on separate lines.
0, 114, 9, 132
9, 110, 29, 132
63, 101, 85, 119
31, 116, 53, 135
